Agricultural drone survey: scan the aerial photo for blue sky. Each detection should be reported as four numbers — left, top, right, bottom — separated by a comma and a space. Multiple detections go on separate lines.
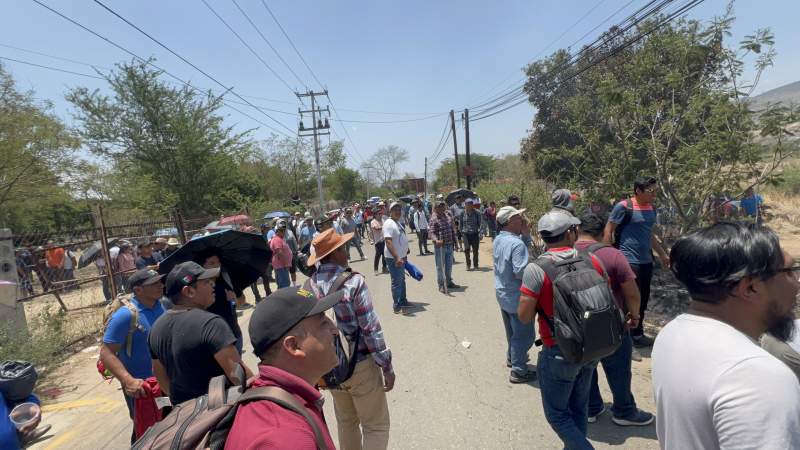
3, 0, 799, 178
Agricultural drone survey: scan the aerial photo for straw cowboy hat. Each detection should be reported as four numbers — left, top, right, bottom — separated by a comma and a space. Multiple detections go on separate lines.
307, 228, 353, 266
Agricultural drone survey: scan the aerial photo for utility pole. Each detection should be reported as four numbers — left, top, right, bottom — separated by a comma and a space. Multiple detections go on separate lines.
296, 90, 330, 211
463, 108, 472, 190
424, 157, 428, 199
449, 109, 461, 188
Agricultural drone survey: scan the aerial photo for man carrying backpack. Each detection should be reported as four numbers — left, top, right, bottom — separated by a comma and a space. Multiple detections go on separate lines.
99, 268, 166, 444
602, 176, 670, 348
518, 209, 623, 449
225, 287, 342, 450
576, 213, 654, 427
306, 228, 394, 450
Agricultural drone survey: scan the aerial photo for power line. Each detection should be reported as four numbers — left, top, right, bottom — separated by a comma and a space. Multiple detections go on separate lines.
91, 0, 295, 135
0, 55, 105, 80
0, 43, 113, 71
259, 0, 325, 90
468, 0, 683, 120
200, 0, 295, 93
471, 0, 707, 122
229, 0, 308, 89
29, 0, 294, 137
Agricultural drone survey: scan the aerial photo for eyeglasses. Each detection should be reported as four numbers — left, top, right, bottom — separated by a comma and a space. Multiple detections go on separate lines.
643, 187, 657, 193
777, 265, 800, 282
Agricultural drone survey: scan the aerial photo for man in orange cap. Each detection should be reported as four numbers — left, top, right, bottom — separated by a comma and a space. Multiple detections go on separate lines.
306, 228, 394, 450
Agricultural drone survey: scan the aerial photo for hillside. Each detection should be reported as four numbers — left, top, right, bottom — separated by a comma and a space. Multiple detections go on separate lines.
749, 80, 800, 109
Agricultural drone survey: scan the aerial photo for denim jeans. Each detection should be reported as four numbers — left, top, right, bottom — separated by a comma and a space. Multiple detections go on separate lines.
385, 258, 406, 309
588, 331, 636, 418
629, 263, 653, 337
274, 267, 291, 289
433, 244, 453, 288
416, 229, 430, 254
537, 345, 597, 450
346, 235, 364, 259
500, 309, 536, 375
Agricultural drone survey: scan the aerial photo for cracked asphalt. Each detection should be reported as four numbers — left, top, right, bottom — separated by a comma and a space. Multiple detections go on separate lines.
33, 233, 660, 449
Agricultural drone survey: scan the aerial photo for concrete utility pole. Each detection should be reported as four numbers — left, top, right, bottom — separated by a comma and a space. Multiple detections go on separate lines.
463, 108, 472, 190
296, 90, 330, 211
424, 157, 428, 199
449, 109, 461, 188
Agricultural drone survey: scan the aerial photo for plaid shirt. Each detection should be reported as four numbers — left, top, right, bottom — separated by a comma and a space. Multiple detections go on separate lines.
309, 264, 393, 374
429, 212, 456, 246
459, 209, 482, 234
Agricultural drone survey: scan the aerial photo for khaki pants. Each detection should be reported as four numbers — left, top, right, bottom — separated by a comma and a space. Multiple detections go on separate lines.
329, 358, 390, 450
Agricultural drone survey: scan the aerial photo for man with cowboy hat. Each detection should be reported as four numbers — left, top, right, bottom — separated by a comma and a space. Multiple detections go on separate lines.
306, 228, 395, 450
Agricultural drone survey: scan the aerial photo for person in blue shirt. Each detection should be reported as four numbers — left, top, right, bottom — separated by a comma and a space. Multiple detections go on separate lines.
99, 268, 166, 444
603, 177, 670, 348
493, 205, 536, 384
740, 187, 764, 222
0, 391, 46, 449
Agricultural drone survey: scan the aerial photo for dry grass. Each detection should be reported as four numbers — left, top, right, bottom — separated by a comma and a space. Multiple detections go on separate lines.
762, 190, 800, 258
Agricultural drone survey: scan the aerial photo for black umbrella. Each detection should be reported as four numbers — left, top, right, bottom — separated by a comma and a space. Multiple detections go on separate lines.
445, 188, 476, 205
157, 230, 271, 292
78, 238, 118, 269
399, 195, 415, 203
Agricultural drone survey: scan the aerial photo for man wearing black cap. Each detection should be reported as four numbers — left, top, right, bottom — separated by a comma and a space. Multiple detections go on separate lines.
99, 268, 165, 443
225, 287, 341, 450
148, 262, 252, 405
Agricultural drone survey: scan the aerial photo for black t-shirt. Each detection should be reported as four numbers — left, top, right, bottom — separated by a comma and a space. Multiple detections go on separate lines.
148, 308, 237, 404
206, 279, 243, 347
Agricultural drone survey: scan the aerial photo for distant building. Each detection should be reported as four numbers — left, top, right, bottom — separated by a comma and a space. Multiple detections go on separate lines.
396, 177, 426, 194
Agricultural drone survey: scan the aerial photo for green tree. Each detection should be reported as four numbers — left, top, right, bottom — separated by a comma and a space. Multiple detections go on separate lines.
432, 153, 496, 190
323, 140, 347, 172
521, 11, 796, 231
0, 64, 86, 231
327, 167, 362, 202
67, 59, 255, 217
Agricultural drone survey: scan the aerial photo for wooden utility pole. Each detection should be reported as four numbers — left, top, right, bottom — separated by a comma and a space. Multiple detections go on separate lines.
95, 205, 117, 299
463, 108, 472, 190
449, 109, 461, 188
296, 90, 331, 211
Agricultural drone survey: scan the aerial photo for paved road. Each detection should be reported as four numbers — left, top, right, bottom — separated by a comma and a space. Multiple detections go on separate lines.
31, 233, 660, 449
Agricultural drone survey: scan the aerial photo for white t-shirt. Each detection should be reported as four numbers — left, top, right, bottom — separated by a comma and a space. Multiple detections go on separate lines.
413, 210, 428, 230
62, 250, 74, 270
652, 314, 800, 450
382, 218, 408, 260
788, 319, 800, 353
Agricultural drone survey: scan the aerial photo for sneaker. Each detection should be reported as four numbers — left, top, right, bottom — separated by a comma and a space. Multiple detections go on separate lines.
393, 307, 402, 314
509, 370, 536, 384
438, 286, 445, 293
632, 335, 655, 348
612, 409, 655, 426
466, 267, 473, 271
631, 347, 643, 362
588, 405, 607, 424
447, 282, 460, 289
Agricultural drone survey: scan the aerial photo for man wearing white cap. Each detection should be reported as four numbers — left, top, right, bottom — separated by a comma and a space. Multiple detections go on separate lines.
383, 202, 410, 314
492, 205, 536, 384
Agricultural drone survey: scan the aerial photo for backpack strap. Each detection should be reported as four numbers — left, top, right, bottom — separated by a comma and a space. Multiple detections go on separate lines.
117, 296, 139, 358
237, 386, 330, 450
532, 257, 560, 337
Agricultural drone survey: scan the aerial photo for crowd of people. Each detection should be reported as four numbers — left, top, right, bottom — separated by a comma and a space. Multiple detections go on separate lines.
9, 175, 798, 450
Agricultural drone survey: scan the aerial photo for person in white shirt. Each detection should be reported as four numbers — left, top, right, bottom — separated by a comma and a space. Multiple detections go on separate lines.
652, 222, 800, 450
382, 202, 409, 314
412, 200, 432, 256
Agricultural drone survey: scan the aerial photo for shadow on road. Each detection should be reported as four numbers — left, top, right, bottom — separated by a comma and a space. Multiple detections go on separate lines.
587, 408, 658, 445
402, 301, 430, 316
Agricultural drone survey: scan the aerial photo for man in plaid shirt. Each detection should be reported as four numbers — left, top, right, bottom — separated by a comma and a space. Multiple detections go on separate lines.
430, 200, 460, 293
306, 228, 394, 450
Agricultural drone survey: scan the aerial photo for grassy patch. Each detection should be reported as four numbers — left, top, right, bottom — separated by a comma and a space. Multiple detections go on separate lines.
0, 306, 71, 369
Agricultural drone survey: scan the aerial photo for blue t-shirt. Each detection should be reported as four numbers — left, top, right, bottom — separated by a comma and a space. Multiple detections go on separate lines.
739, 194, 763, 217
609, 198, 657, 265
0, 393, 39, 450
102, 296, 165, 379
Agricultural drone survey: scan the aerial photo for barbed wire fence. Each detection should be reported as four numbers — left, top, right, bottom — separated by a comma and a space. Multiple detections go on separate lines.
5, 207, 212, 345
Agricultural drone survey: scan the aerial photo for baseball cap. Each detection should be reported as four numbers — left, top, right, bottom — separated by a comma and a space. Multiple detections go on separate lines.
465, 198, 475, 205
154, 237, 167, 244
165, 261, 220, 296
537, 210, 581, 236
314, 216, 332, 228
389, 201, 401, 211
496, 206, 526, 225
552, 189, 576, 214
276, 219, 287, 230
249, 286, 344, 356
127, 268, 165, 291
166, 237, 180, 246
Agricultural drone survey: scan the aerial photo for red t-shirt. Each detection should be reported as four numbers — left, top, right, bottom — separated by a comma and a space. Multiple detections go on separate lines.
519, 247, 606, 347
574, 240, 636, 309
225, 365, 336, 450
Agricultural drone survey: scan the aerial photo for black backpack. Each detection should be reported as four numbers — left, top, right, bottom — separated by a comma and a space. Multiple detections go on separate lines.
535, 245, 624, 364
612, 199, 634, 248
304, 269, 362, 388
